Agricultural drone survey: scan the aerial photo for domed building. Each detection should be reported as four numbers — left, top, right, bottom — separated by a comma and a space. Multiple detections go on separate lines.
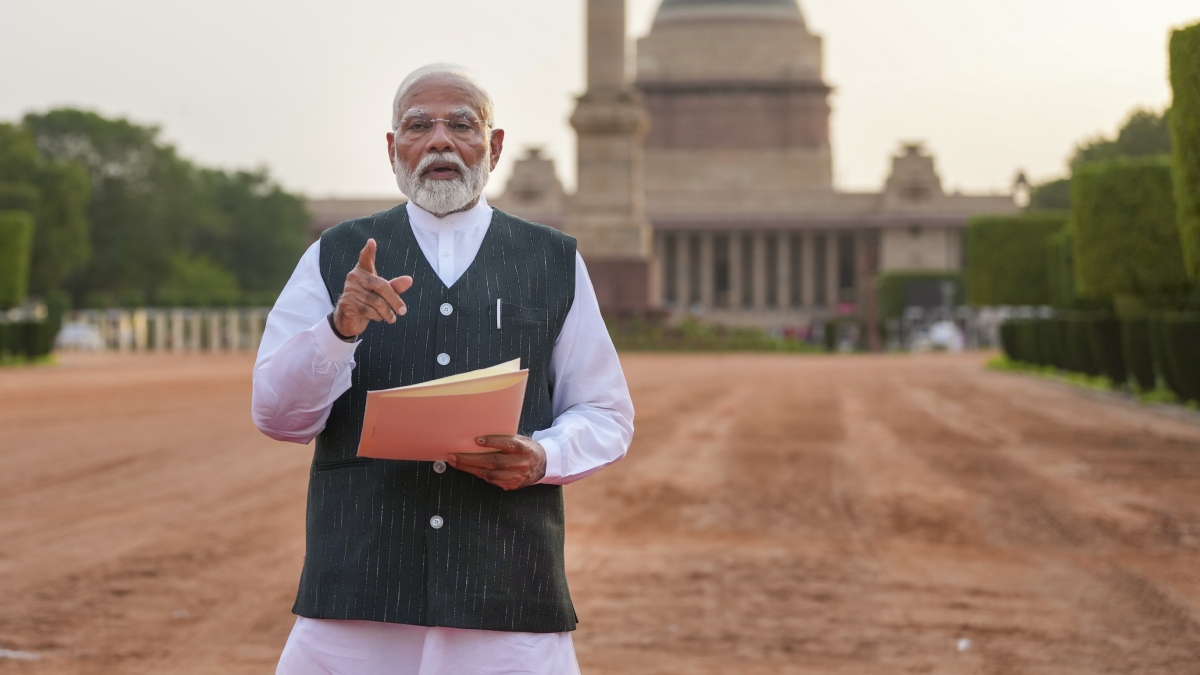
312, 0, 1020, 336
490, 0, 1018, 334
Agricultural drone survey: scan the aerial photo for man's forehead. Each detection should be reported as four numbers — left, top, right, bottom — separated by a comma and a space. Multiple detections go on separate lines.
398, 76, 484, 115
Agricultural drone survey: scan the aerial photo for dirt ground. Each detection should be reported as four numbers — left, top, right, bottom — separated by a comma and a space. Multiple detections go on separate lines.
2, 352, 1200, 674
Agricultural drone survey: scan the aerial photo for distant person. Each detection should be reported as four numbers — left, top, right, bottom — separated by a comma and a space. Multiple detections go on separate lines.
251, 63, 635, 675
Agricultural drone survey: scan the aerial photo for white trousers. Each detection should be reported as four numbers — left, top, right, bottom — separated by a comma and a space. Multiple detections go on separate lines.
276, 617, 581, 675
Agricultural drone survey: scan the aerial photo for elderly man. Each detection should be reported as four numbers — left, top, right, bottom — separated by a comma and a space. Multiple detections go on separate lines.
251, 63, 634, 674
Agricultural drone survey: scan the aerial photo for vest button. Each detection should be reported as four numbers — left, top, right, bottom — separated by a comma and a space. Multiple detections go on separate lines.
430, 515, 444, 529
439, 303, 453, 316
433, 461, 447, 474
436, 353, 450, 366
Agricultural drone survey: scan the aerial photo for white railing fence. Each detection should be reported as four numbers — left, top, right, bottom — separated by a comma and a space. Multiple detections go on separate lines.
63, 307, 271, 353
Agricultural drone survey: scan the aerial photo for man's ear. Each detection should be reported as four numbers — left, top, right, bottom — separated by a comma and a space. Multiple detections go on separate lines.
489, 128, 505, 172
387, 131, 398, 174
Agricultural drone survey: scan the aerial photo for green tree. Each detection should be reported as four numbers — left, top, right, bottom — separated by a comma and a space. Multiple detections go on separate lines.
197, 168, 309, 297
1070, 108, 1173, 168
1028, 107, 1173, 212
156, 254, 241, 307
21, 108, 308, 307
0, 123, 91, 297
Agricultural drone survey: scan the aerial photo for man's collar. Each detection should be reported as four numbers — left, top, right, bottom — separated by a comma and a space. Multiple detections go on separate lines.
406, 194, 493, 233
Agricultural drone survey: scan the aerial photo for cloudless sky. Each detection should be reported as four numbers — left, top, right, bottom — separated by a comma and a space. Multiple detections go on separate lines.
2, 1, 1196, 199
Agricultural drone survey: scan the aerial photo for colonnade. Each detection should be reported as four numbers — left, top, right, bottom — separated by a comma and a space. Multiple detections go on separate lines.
657, 229, 873, 317
63, 308, 270, 353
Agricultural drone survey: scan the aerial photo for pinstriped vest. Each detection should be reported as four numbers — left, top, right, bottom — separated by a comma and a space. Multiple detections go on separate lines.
294, 205, 578, 633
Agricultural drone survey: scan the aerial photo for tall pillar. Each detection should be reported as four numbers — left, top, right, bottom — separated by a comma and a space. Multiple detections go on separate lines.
675, 232, 691, 312
825, 232, 839, 309
729, 233, 742, 310
700, 233, 714, 311
802, 232, 816, 309
564, 0, 653, 313
776, 233, 790, 312
753, 232, 767, 311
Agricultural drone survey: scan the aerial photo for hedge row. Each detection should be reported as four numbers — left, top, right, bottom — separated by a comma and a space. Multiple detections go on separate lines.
966, 213, 1067, 306
0, 210, 34, 308
876, 271, 964, 320
1000, 314, 1200, 402
1070, 158, 1190, 299
1171, 22, 1200, 281
0, 320, 57, 360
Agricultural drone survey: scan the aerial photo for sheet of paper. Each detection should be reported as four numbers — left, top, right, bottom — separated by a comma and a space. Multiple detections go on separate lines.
356, 362, 528, 462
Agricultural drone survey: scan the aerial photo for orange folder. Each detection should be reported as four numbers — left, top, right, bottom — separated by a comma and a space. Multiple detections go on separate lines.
356, 359, 528, 461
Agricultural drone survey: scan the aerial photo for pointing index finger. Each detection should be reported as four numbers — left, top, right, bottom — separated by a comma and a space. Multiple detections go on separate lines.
357, 238, 378, 275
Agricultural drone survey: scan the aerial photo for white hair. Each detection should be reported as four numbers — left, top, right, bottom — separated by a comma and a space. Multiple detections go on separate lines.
391, 63, 495, 130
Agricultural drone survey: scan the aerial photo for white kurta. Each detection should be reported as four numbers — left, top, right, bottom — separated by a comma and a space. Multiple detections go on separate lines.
252, 195, 634, 674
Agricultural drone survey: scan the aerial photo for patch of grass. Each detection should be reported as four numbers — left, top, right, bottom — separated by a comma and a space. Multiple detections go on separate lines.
609, 316, 825, 353
987, 355, 1196, 409
0, 353, 57, 368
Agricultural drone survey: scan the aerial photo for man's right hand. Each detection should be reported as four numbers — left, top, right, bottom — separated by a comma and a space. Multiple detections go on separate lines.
333, 238, 414, 338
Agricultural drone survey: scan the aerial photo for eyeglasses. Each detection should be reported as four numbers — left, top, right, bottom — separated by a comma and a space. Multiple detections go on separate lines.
396, 113, 490, 141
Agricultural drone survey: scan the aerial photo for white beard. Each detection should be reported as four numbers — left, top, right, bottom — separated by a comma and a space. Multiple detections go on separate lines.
395, 150, 490, 217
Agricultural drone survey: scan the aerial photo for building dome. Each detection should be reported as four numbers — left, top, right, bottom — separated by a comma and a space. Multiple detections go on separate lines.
654, 0, 805, 27
639, 0, 819, 83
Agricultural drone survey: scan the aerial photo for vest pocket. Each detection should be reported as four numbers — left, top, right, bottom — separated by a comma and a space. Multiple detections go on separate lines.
313, 457, 374, 471
500, 303, 547, 328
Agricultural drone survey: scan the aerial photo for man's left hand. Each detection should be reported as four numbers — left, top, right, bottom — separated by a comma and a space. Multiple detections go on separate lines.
448, 436, 547, 491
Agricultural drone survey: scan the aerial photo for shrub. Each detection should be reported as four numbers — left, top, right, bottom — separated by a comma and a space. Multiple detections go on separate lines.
0, 210, 34, 308
876, 271, 964, 320
1084, 316, 1126, 385
1170, 23, 1200, 280
966, 213, 1066, 306
1070, 158, 1190, 299
1121, 318, 1155, 390
1046, 229, 1076, 308
1157, 313, 1200, 402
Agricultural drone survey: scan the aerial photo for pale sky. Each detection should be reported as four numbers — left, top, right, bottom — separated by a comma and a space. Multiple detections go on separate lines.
2, 1, 1196, 199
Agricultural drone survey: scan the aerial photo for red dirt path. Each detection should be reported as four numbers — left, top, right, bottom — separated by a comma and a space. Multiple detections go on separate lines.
2, 352, 1200, 674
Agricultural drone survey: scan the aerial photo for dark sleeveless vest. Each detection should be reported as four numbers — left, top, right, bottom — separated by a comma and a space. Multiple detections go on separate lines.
293, 205, 578, 633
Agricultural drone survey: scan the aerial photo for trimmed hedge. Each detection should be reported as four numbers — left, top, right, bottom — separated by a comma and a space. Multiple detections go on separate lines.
0, 210, 34, 308
1121, 318, 1155, 391
1000, 314, 1123, 384
1171, 23, 1200, 280
1046, 229, 1076, 308
1086, 317, 1125, 385
1152, 313, 1200, 402
877, 271, 964, 320
966, 213, 1067, 306
1070, 157, 1189, 299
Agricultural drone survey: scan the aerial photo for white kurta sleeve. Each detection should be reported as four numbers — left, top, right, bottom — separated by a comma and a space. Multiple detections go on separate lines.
251, 241, 361, 444
533, 253, 635, 485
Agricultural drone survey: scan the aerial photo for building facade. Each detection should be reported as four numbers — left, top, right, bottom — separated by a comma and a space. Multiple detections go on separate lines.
314, 0, 1020, 332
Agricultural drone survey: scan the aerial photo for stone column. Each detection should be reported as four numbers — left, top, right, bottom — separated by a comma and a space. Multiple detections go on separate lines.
753, 232, 767, 310
172, 309, 185, 353
777, 233, 790, 311
152, 310, 166, 352
188, 311, 202, 352
728, 233, 742, 310
207, 310, 221, 353
564, 0, 653, 312
802, 232, 816, 309
700, 232, 714, 311
825, 233, 839, 309
675, 232, 691, 312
